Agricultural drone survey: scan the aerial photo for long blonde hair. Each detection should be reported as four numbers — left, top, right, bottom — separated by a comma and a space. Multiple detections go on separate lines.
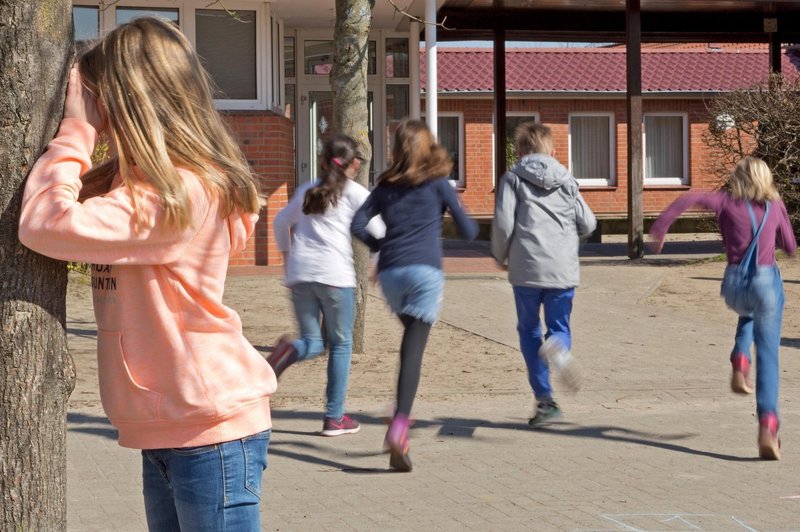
78, 16, 261, 230
729, 156, 780, 203
378, 119, 452, 186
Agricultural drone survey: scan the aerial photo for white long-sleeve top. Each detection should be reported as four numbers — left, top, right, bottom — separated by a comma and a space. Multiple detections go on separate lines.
274, 179, 385, 287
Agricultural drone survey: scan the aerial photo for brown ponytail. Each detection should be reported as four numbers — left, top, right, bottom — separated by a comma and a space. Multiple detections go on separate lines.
303, 134, 361, 215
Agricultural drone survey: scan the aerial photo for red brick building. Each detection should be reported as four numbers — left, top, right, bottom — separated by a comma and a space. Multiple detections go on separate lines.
68, 1, 800, 265
421, 44, 799, 223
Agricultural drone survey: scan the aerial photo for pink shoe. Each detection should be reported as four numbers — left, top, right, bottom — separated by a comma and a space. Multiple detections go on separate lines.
266, 335, 297, 379
384, 414, 412, 472
321, 414, 360, 437
730, 353, 753, 395
758, 413, 781, 460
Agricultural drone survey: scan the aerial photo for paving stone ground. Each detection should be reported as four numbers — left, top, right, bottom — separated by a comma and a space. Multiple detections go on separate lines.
65, 236, 800, 531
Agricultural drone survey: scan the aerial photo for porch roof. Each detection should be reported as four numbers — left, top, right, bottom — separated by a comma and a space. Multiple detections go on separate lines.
435, 0, 800, 42
420, 46, 800, 94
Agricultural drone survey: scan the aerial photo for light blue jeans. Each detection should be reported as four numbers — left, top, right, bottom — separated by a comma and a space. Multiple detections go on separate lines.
142, 429, 270, 531
730, 265, 784, 420
291, 282, 355, 419
513, 286, 575, 400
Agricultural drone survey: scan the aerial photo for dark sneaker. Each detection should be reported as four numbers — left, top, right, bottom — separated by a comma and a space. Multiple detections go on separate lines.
730, 353, 753, 395
528, 400, 562, 428
384, 415, 412, 472
539, 337, 582, 391
321, 414, 361, 437
758, 413, 781, 460
266, 335, 297, 379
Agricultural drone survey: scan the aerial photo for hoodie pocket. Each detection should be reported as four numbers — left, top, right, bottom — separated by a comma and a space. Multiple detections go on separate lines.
97, 330, 160, 423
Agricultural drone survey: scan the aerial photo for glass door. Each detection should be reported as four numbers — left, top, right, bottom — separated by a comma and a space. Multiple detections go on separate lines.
299, 89, 375, 187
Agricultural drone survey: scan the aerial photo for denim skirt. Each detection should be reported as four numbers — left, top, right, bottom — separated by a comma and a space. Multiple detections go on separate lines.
378, 264, 444, 324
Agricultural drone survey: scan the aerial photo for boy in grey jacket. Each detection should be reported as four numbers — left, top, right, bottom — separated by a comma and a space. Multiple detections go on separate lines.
491, 122, 597, 427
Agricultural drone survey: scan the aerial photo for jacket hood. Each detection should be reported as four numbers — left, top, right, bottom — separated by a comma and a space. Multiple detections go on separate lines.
511, 154, 571, 190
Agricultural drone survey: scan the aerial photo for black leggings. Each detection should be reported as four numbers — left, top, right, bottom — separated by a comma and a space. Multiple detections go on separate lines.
395, 314, 432, 417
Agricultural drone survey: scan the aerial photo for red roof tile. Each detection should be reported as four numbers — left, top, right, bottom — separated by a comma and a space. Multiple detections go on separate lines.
421, 47, 800, 93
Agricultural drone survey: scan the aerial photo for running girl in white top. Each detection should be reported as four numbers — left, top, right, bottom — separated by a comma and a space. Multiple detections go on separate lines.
271, 134, 384, 436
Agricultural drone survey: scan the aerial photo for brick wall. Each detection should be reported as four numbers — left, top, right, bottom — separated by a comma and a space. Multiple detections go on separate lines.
224, 111, 295, 266
427, 97, 724, 217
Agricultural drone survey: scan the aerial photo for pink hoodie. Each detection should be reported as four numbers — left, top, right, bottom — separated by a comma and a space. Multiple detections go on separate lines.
19, 118, 277, 449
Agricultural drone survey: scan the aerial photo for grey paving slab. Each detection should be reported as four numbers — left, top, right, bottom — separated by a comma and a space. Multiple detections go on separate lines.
65, 238, 800, 531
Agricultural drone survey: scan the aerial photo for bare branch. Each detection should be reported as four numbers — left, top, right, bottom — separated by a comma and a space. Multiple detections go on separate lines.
204, 0, 249, 23
704, 72, 800, 234
385, 0, 454, 30
98, 0, 122, 11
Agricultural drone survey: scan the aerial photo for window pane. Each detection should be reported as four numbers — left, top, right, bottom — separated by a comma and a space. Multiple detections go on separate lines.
645, 116, 683, 179
305, 40, 333, 74
271, 18, 281, 107
116, 7, 179, 25
571, 116, 610, 180
385, 38, 409, 78
284, 36, 295, 78
284, 84, 295, 121
505, 115, 537, 166
385, 85, 409, 167
73, 6, 99, 44
438, 117, 460, 182
368, 41, 377, 75
304, 40, 377, 75
196, 10, 257, 100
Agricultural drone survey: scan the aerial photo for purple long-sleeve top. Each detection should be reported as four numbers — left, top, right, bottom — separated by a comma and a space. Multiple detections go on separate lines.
650, 191, 796, 265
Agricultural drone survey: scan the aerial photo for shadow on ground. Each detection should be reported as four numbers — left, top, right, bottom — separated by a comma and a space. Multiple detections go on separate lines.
267, 409, 756, 472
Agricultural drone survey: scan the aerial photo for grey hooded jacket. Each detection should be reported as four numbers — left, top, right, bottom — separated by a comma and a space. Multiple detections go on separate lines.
491, 154, 597, 288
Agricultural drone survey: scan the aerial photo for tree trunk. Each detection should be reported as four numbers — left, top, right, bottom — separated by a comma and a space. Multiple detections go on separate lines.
0, 1, 75, 529
331, 0, 373, 353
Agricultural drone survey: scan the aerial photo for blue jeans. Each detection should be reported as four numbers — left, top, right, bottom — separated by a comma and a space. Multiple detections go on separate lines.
513, 286, 575, 400
291, 283, 355, 419
142, 429, 270, 532
730, 266, 784, 420
379, 265, 444, 324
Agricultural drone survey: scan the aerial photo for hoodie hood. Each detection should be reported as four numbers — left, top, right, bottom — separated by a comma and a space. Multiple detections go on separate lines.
511, 154, 571, 190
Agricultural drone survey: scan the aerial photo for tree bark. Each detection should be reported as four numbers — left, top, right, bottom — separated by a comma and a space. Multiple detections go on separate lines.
0, 1, 75, 529
331, 0, 373, 353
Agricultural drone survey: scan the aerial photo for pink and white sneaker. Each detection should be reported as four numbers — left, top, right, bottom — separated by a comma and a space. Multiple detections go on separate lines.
321, 414, 361, 437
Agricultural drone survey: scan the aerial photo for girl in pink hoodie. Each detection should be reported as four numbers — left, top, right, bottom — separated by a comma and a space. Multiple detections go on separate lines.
18, 17, 276, 531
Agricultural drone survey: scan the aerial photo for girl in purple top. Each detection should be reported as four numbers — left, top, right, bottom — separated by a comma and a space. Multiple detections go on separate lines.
650, 157, 796, 460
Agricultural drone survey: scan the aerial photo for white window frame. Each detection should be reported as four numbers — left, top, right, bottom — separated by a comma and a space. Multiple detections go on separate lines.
297, 30, 379, 82
568, 112, 616, 187
643, 112, 689, 186
422, 112, 464, 188
75, 1, 271, 111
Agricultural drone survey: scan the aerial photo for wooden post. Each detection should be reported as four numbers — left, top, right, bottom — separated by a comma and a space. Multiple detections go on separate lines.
494, 26, 507, 183
769, 29, 781, 74
626, 0, 644, 259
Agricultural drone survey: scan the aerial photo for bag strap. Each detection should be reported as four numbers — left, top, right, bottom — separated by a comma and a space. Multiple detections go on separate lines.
741, 201, 770, 268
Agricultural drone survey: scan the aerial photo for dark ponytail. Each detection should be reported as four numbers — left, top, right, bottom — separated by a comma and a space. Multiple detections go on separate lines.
303, 134, 361, 215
